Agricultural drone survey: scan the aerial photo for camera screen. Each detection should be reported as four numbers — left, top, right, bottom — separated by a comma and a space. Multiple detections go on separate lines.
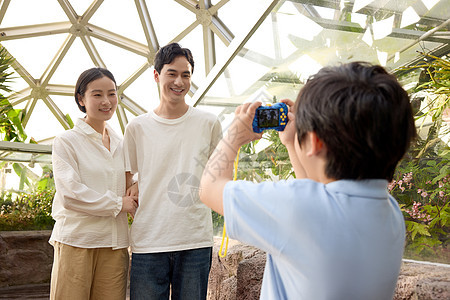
257, 108, 279, 128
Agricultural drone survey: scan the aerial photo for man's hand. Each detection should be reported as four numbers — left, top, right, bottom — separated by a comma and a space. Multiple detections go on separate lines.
127, 182, 139, 197
122, 195, 138, 218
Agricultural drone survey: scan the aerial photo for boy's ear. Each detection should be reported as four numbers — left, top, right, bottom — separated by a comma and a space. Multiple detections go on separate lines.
154, 69, 160, 82
306, 132, 325, 156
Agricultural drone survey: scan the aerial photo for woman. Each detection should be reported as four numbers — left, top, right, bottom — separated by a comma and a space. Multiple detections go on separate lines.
49, 67, 138, 300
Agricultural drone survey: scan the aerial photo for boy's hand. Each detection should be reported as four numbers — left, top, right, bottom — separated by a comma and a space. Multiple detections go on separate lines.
226, 101, 263, 149
279, 99, 296, 147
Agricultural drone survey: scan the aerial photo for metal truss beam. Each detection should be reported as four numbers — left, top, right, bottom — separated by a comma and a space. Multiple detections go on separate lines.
174, 0, 198, 14
86, 23, 150, 57
0, 0, 11, 24
46, 84, 75, 96
208, 0, 229, 15
135, 0, 159, 55
202, 25, 216, 74
210, 16, 234, 45
118, 62, 151, 94
196, 1, 216, 74
42, 95, 71, 130
288, 0, 449, 27
271, 12, 282, 61
41, 34, 76, 86
57, 0, 78, 24
21, 98, 38, 128
189, 82, 198, 98
0, 140, 51, 154
7, 54, 36, 88
0, 22, 71, 41
308, 16, 450, 44
192, 0, 280, 106
81, 0, 104, 25
9, 87, 32, 106
120, 94, 147, 116
393, 43, 450, 77
170, 20, 200, 44
116, 104, 128, 133
388, 18, 450, 62
80, 35, 106, 67
237, 48, 277, 68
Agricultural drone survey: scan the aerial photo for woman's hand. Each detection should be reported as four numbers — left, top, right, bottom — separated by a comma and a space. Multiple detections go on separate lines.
122, 195, 138, 218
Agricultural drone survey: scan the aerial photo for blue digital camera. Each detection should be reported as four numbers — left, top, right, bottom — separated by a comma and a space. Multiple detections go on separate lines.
252, 102, 288, 133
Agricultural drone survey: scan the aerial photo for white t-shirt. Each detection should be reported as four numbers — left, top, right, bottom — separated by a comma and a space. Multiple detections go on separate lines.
224, 179, 405, 300
123, 106, 222, 253
50, 119, 129, 250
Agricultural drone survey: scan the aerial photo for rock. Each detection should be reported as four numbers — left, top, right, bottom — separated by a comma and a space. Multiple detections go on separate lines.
0, 231, 53, 287
207, 238, 265, 300
394, 261, 450, 300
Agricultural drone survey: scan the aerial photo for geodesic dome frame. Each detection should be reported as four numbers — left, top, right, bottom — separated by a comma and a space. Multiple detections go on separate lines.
0, 0, 448, 162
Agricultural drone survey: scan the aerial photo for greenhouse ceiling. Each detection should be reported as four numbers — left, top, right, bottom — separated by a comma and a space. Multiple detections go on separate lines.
0, 0, 449, 162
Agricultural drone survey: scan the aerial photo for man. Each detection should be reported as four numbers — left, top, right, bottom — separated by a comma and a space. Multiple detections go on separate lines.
123, 43, 222, 299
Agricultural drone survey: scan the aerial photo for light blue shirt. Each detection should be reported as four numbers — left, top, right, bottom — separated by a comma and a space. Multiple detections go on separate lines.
223, 179, 405, 300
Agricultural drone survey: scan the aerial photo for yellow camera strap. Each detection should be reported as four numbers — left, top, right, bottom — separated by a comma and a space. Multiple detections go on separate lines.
218, 147, 240, 258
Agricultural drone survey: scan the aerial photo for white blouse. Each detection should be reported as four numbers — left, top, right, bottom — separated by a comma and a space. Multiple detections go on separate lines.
49, 119, 129, 249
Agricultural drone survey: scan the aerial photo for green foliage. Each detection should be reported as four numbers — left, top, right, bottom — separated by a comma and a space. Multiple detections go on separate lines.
0, 45, 30, 143
0, 46, 14, 95
237, 130, 293, 182
212, 211, 224, 236
0, 189, 55, 230
37, 165, 55, 191
390, 53, 449, 262
390, 149, 450, 262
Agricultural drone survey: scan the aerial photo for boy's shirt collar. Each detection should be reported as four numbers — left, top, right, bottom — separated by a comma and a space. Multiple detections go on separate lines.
325, 179, 389, 199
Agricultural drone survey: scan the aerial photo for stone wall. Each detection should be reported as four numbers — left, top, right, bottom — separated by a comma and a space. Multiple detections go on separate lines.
1, 231, 449, 300
395, 261, 450, 300
0, 230, 53, 288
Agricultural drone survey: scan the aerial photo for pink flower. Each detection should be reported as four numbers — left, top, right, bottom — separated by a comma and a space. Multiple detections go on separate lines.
439, 191, 445, 197
388, 181, 396, 191
421, 191, 428, 197
403, 172, 413, 183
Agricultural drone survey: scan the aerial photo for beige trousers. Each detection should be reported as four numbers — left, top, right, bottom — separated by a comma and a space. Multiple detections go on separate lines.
50, 242, 129, 300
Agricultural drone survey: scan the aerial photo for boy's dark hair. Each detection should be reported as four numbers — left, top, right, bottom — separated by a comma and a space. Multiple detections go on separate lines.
295, 62, 417, 181
154, 43, 194, 74
75, 67, 117, 113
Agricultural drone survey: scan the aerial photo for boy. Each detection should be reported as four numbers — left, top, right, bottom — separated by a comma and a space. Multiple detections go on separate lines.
199, 62, 416, 299
123, 43, 222, 299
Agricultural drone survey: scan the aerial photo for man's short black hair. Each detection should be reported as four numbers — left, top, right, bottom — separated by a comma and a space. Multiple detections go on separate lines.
154, 43, 194, 74
295, 62, 417, 181
75, 67, 117, 113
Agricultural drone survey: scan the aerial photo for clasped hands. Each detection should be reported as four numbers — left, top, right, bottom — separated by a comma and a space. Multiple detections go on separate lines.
122, 182, 139, 218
